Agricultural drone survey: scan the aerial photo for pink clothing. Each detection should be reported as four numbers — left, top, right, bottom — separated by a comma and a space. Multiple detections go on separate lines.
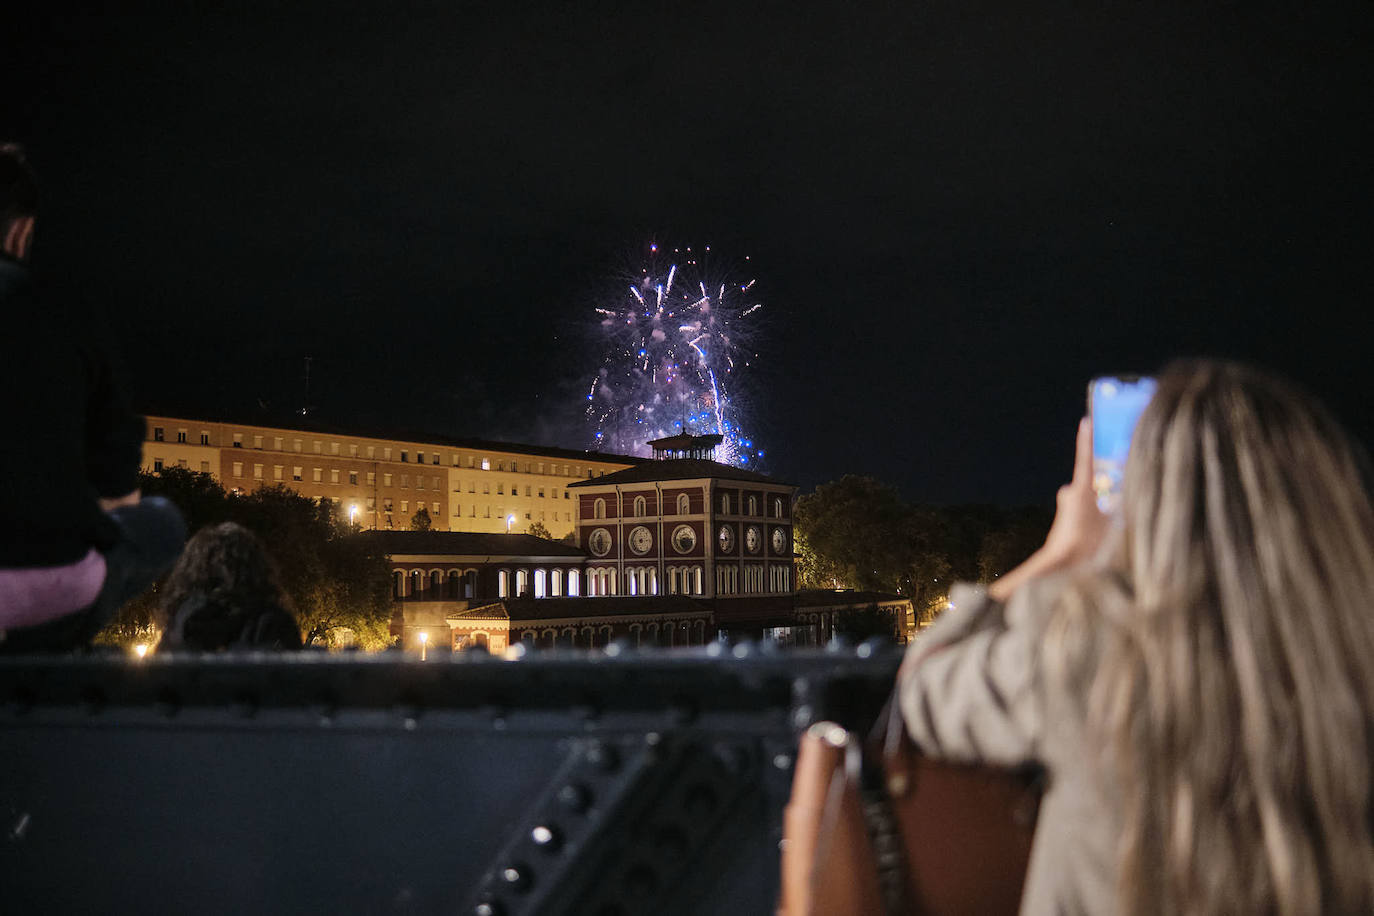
0, 549, 108, 630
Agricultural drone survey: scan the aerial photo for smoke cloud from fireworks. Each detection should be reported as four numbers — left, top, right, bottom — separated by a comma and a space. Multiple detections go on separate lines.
586, 243, 764, 467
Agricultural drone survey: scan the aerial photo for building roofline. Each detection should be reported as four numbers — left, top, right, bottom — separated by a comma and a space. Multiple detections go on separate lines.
139, 408, 647, 466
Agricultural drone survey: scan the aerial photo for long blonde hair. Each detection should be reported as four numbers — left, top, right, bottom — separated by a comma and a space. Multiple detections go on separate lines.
1048, 361, 1374, 914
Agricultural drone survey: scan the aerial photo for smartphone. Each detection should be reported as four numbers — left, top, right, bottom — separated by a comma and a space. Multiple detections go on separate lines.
1089, 375, 1157, 512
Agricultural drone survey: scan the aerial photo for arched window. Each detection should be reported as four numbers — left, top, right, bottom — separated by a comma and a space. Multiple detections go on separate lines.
551, 569, 562, 597
774, 497, 783, 518
677, 493, 690, 515
410, 570, 423, 598
634, 495, 647, 517
608, 569, 618, 596
516, 569, 529, 597
498, 569, 509, 598
721, 493, 731, 515
429, 570, 442, 596
647, 567, 658, 595
748, 495, 758, 516
693, 566, 703, 595
568, 569, 580, 596
534, 568, 546, 598
393, 571, 405, 599
447, 570, 460, 599
464, 570, 477, 599
594, 498, 606, 519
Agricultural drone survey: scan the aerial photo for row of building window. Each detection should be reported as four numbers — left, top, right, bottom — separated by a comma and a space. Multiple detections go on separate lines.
715, 564, 792, 595
460, 481, 571, 498
517, 620, 707, 650
590, 494, 786, 519
151, 427, 612, 479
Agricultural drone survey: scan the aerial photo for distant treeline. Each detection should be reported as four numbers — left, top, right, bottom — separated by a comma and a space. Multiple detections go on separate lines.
794, 475, 1052, 616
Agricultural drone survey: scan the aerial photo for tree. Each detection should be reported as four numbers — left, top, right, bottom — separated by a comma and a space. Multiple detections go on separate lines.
794, 476, 914, 593
410, 506, 433, 531
526, 521, 552, 540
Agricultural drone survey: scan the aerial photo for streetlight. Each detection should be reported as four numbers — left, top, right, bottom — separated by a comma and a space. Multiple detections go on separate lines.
418, 630, 428, 661
506, 514, 516, 533
133, 643, 148, 660
349, 504, 358, 527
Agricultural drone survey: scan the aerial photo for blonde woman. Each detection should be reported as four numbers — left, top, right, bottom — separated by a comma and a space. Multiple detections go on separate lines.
900, 361, 1374, 914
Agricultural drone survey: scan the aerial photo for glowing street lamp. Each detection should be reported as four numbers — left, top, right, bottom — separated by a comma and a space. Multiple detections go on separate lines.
133, 643, 148, 660
506, 514, 516, 533
418, 630, 428, 661
349, 504, 358, 527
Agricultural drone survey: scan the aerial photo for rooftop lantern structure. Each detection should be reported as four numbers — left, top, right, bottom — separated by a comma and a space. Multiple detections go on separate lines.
647, 433, 724, 462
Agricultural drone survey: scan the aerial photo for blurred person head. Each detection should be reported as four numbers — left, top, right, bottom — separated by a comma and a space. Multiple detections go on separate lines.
159, 522, 302, 651
0, 143, 38, 261
1048, 359, 1374, 914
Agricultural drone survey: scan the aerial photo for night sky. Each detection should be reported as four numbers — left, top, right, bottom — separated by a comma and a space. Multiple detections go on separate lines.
6, 2, 1372, 506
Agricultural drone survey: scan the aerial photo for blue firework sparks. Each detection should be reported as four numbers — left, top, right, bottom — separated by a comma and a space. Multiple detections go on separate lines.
586, 243, 763, 467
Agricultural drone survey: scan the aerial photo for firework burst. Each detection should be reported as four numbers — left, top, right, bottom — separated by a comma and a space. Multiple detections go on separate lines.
585, 243, 764, 467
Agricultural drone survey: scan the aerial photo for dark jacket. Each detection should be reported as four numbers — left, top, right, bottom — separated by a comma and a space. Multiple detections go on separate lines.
0, 256, 145, 566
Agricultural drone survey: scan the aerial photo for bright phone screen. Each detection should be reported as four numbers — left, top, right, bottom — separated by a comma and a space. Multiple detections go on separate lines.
1090, 376, 1157, 512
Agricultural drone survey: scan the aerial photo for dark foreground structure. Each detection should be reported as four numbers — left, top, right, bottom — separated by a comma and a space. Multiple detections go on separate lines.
1, 648, 899, 915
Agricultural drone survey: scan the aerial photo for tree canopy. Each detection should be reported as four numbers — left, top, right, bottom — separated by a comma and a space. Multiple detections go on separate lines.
793, 474, 1051, 619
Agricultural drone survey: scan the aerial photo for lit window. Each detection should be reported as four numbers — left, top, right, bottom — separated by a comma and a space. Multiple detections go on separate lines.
273, 466, 283, 480
253, 464, 264, 479
313, 468, 322, 482
253, 436, 263, 449
384, 473, 393, 486
349, 444, 358, 457
497, 484, 504, 495
366, 472, 375, 485
273, 438, 283, 450
481, 458, 489, 470
401, 500, 408, 513
293, 467, 302, 481
330, 470, 340, 484
367, 446, 375, 458
232, 462, 243, 477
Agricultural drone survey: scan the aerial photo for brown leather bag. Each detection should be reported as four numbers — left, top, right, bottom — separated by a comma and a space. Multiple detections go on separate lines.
778, 701, 1042, 916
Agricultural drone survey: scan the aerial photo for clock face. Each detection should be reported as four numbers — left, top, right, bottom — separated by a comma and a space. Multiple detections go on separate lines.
587, 527, 611, 557
672, 524, 697, 554
745, 525, 761, 554
629, 525, 653, 556
771, 527, 787, 554
717, 524, 735, 553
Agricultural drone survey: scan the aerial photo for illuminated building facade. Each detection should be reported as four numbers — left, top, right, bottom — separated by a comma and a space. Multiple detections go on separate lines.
140, 414, 638, 538
568, 433, 798, 603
